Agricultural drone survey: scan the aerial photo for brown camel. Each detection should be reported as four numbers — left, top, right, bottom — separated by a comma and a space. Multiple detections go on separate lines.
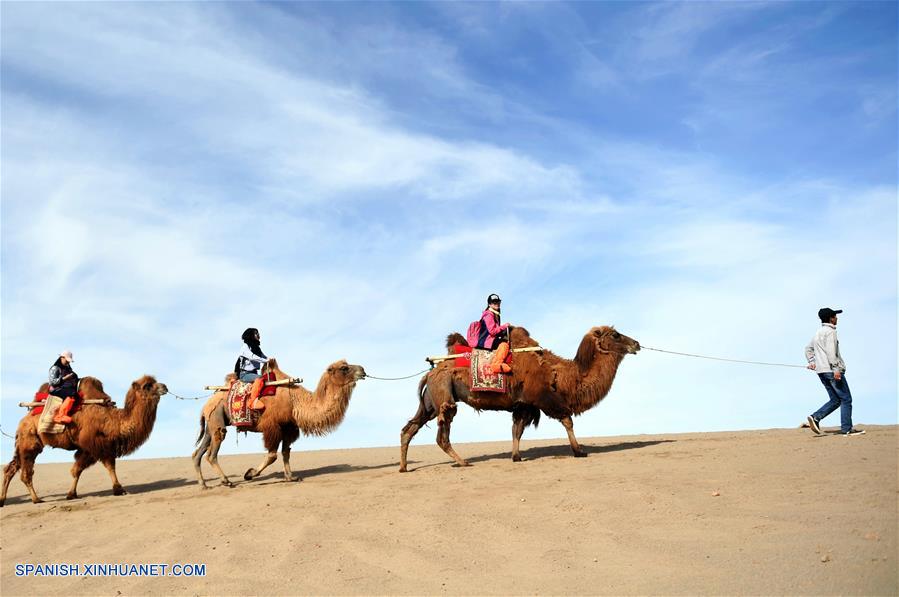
1, 375, 168, 506
399, 325, 640, 472
192, 359, 366, 489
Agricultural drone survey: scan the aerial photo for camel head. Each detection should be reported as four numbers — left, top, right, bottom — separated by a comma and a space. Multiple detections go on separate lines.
575, 326, 640, 372
591, 326, 640, 355
324, 360, 367, 386
129, 375, 168, 400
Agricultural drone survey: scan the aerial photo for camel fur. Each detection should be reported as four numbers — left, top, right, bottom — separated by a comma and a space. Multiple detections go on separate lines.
399, 326, 640, 471
192, 358, 366, 489
1, 376, 168, 505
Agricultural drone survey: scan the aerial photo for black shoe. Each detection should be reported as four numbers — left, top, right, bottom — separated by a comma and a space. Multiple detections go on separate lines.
842, 428, 865, 436
807, 415, 821, 434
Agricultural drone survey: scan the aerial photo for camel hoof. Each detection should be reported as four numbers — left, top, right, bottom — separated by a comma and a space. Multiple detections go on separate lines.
113, 487, 127, 496
398, 467, 407, 473
244, 469, 256, 481
512, 454, 522, 462
199, 485, 210, 491
573, 451, 588, 458
283, 476, 298, 483
32, 498, 43, 504
222, 480, 235, 488
453, 461, 471, 468
0, 501, 4, 508
66, 492, 77, 500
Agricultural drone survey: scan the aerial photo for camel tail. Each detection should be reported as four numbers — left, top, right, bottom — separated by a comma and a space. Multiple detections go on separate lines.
195, 415, 206, 446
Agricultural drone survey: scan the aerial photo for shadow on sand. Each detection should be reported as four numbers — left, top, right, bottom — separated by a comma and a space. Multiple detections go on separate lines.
2, 477, 197, 507
407, 439, 676, 472
251, 459, 401, 484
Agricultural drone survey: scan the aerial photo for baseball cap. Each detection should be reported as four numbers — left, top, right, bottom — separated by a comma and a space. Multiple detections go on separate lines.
60, 350, 74, 362
818, 307, 843, 322
487, 293, 502, 304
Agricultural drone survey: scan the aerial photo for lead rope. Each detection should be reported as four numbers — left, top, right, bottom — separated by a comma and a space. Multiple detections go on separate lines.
642, 346, 806, 369
167, 391, 215, 401
363, 368, 432, 381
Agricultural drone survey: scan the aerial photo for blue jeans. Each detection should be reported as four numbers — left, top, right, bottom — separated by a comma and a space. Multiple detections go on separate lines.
239, 372, 259, 383
812, 373, 853, 433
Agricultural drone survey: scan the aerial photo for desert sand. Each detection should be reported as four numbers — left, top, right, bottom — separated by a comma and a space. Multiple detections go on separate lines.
1, 426, 896, 596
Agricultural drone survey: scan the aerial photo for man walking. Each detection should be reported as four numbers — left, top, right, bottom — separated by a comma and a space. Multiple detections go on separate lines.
805, 308, 864, 436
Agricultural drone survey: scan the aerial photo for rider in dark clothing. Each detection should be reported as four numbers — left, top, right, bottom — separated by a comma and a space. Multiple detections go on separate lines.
49, 350, 79, 423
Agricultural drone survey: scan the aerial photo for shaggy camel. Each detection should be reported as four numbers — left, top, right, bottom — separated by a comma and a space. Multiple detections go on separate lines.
1, 376, 168, 506
399, 326, 639, 471
192, 359, 366, 489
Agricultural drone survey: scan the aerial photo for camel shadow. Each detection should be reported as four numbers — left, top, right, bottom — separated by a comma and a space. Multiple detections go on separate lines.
251, 460, 401, 484
410, 439, 675, 471
2, 477, 196, 506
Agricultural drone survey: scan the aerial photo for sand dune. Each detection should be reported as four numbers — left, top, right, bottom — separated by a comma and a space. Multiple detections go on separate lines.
1, 426, 896, 595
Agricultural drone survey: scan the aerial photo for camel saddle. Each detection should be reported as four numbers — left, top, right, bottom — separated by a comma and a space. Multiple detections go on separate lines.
469, 348, 506, 393
33, 392, 85, 434
227, 381, 262, 428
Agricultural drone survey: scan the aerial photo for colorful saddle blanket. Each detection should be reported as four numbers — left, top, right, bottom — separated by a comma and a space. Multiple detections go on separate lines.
227, 381, 261, 428
470, 348, 506, 393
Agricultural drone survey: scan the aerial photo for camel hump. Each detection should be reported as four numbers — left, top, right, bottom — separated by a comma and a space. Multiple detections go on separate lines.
446, 332, 468, 350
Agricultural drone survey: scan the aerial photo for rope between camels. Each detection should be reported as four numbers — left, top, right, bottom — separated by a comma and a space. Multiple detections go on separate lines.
167, 391, 216, 401
642, 346, 806, 369
364, 368, 432, 381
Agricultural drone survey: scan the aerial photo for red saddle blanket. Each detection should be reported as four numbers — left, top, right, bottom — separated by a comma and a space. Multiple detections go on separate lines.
470, 348, 506, 393
227, 381, 261, 428
259, 372, 278, 397
31, 392, 83, 416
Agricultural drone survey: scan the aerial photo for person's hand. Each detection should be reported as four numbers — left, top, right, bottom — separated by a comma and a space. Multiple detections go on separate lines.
807, 363, 816, 370
834, 371, 842, 381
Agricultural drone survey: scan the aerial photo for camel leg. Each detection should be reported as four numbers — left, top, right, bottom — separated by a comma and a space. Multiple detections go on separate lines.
16, 443, 44, 504
280, 427, 300, 482
436, 402, 469, 467
207, 426, 235, 488
511, 405, 540, 462
512, 411, 527, 462
100, 458, 127, 496
67, 450, 98, 500
560, 416, 587, 457
191, 429, 212, 490
246, 428, 282, 481
1, 453, 21, 507
399, 396, 437, 473
244, 452, 277, 481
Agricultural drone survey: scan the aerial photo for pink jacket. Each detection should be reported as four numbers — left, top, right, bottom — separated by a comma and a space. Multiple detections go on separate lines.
475, 308, 509, 350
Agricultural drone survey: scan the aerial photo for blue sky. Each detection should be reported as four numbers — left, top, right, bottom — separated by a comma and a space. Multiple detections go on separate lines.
2, 2, 896, 464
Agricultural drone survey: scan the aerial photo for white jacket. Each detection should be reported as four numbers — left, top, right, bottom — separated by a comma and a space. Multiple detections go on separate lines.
805, 323, 846, 374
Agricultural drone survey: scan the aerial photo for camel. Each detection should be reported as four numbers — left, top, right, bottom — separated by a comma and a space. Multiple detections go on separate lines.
192, 358, 366, 489
1, 375, 168, 506
399, 325, 640, 472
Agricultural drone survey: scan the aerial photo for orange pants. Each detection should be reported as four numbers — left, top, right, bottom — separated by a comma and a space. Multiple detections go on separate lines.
250, 377, 265, 409
490, 342, 511, 374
